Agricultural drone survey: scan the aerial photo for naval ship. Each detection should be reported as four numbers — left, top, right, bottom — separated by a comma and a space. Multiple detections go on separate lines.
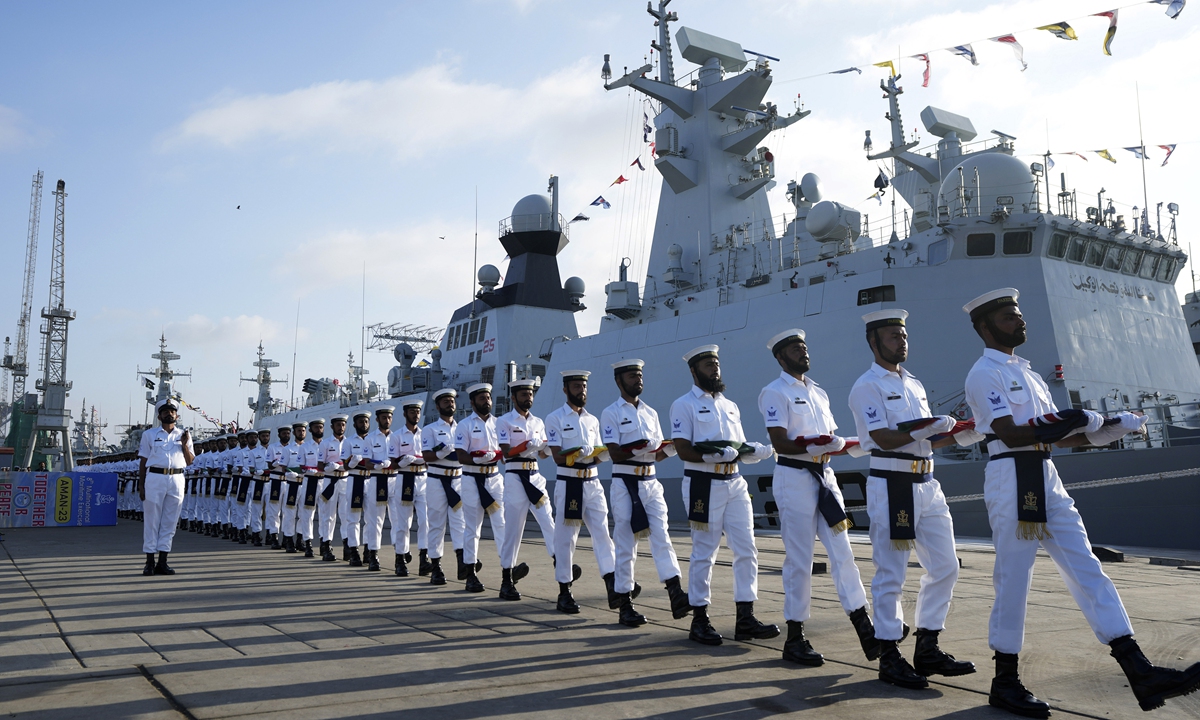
243, 3, 1200, 550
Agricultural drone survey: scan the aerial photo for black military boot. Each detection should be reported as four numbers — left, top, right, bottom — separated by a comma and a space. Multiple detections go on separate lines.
224, 523, 233, 539
849, 606, 881, 661
154, 551, 175, 576
253, 531, 263, 547
429, 556, 447, 585
734, 602, 780, 641
142, 553, 155, 576
231, 526, 241, 542
294, 533, 303, 551
498, 567, 520, 601
456, 548, 468, 580
395, 553, 408, 576
878, 639, 928, 689
321, 540, 335, 561
989, 652, 1051, 718
664, 575, 691, 619
1110, 635, 1200, 711
689, 605, 722, 646
512, 562, 529, 585
418, 549, 431, 576
303, 539, 314, 558
348, 546, 363, 567
464, 569, 484, 593
342, 538, 349, 561
618, 594, 646, 627
284, 535, 297, 554
913, 629, 975, 677
782, 620, 824, 666
367, 549, 380, 571
557, 582, 580, 614
603, 572, 620, 609
270, 533, 282, 550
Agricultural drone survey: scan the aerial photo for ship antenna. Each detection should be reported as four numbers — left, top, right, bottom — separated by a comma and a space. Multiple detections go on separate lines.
647, 0, 677, 84
1135, 82, 1150, 235
290, 298, 300, 410
471, 186, 479, 319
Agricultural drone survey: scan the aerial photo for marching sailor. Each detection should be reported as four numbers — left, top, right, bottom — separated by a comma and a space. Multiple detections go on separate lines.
601, 359, 689, 627
137, 397, 195, 576
496, 378, 557, 600
233, 431, 253, 544
422, 388, 471, 586
546, 370, 616, 614
963, 288, 1200, 717
758, 329, 878, 666
455, 384, 506, 594
848, 309, 976, 689
297, 418, 325, 558
363, 406, 397, 572
280, 422, 307, 553
670, 345, 778, 646
317, 414, 349, 562
264, 426, 291, 550
250, 429, 271, 546
219, 434, 236, 540
388, 399, 428, 577
340, 410, 375, 568
200, 440, 215, 534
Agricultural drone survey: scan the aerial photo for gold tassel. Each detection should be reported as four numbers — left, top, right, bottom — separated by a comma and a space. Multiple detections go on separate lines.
401, 500, 413, 507
634, 529, 651, 540
451, 501, 462, 511
690, 521, 709, 532
830, 518, 854, 535
1017, 521, 1052, 541
565, 518, 583, 527
534, 496, 547, 509
890, 539, 915, 552
484, 501, 500, 515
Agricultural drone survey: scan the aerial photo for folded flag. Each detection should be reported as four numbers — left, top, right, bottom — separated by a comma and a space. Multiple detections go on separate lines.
694, 440, 755, 457
563, 446, 606, 467
503, 440, 530, 459
895, 417, 975, 441
832, 438, 867, 458
1026, 409, 1119, 444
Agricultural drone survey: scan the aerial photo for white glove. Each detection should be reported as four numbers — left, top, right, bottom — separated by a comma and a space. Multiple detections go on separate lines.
808, 436, 846, 455
436, 444, 456, 460
954, 428, 986, 447
527, 437, 546, 452
662, 442, 678, 458
1084, 410, 1106, 434
1117, 411, 1148, 433
396, 454, 415, 468
596, 449, 611, 464
347, 454, 363, 469
284, 470, 299, 481
910, 416, 957, 442
1086, 412, 1146, 446
702, 446, 739, 464
741, 441, 774, 464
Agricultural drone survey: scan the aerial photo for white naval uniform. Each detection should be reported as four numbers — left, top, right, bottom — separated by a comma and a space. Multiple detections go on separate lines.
496, 409, 556, 569
199, 453, 214, 525
455, 413, 506, 567
965, 348, 1133, 654
340, 433, 373, 548
423, 418, 466, 560
220, 447, 235, 526
601, 396, 681, 595
363, 429, 393, 551
279, 441, 303, 537
230, 445, 246, 529
264, 441, 286, 535
139, 426, 193, 553
545, 403, 616, 584
297, 438, 322, 542
387, 425, 427, 557
759, 371, 868, 622
248, 445, 268, 534
670, 386, 759, 607
178, 459, 192, 521
849, 363, 959, 641
317, 435, 346, 543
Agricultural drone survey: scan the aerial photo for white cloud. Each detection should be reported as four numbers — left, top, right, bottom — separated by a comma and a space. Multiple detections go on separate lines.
165, 314, 282, 348
0, 105, 42, 152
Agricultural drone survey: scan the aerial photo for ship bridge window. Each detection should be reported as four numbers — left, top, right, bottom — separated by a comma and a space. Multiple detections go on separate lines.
449, 324, 461, 350
927, 239, 948, 265
966, 233, 996, 256
857, 285, 896, 306
476, 316, 487, 343
1002, 231, 1033, 255
1048, 232, 1070, 259
1084, 241, 1105, 268
1157, 257, 1176, 283
1139, 253, 1160, 279
468, 318, 480, 345
1121, 249, 1143, 275
1103, 245, 1125, 271
1066, 236, 1087, 263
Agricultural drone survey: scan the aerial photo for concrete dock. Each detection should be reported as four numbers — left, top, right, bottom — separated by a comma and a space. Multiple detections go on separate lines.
2, 522, 1199, 719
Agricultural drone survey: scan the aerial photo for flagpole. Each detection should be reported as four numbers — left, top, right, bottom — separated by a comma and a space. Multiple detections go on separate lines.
1136, 82, 1150, 235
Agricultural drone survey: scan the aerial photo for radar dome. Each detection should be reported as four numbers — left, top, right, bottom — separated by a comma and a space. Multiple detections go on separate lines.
511, 194, 553, 232
477, 264, 501, 292
564, 276, 586, 295
938, 153, 1036, 214
806, 201, 861, 241
799, 173, 823, 203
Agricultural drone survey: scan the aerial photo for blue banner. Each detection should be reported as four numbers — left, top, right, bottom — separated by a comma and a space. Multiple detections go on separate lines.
0, 472, 118, 528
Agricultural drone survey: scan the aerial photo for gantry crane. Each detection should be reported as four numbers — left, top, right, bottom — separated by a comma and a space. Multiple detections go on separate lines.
2, 171, 43, 411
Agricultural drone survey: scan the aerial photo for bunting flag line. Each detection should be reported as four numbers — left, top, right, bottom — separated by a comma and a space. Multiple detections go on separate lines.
1067, 151, 1089, 161
873, 60, 896, 76
1039, 21, 1079, 40
1095, 149, 1117, 163
1151, 0, 1187, 20
610, 175, 628, 186
950, 44, 979, 65
570, 213, 589, 223
590, 196, 611, 209
829, 66, 863, 74
178, 398, 229, 431
1159, 144, 1177, 165
991, 35, 1028, 70
1096, 10, 1119, 55
911, 53, 931, 86
1125, 145, 1146, 159
630, 157, 645, 170
866, 191, 884, 206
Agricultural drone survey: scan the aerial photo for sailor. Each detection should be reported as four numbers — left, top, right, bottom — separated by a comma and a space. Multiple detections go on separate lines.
848, 309, 977, 689
232, 431, 253, 544
422, 388, 470, 586
317, 414, 349, 562
545, 370, 615, 614
137, 397, 195, 576
757, 329, 881, 665
264, 425, 291, 550
670, 345, 778, 646
280, 421, 308, 553
200, 440, 216, 535
387, 399, 428, 577
340, 410, 374, 568
242, 430, 264, 546
602, 359, 689, 627
363, 406, 397, 572
496, 378, 557, 601
455, 384, 506, 594
963, 288, 1200, 717
221, 434, 238, 540
297, 418, 325, 558
177, 449, 193, 528
249, 429, 271, 546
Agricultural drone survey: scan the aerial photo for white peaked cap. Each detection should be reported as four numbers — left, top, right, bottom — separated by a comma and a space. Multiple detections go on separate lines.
963, 287, 1020, 321
683, 344, 719, 364
862, 309, 909, 330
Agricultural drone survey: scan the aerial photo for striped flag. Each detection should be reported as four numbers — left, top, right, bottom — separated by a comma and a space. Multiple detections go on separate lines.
1095, 10, 1118, 55
950, 44, 979, 65
1094, 149, 1117, 163
990, 35, 1028, 70
911, 53, 931, 86
1159, 144, 1177, 166
1038, 22, 1078, 40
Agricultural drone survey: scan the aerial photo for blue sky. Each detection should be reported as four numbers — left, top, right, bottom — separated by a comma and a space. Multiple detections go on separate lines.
1, 0, 1195, 443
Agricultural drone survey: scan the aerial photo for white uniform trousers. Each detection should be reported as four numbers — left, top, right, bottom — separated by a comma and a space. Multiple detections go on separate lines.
866, 475, 959, 641
425, 475, 465, 559
265, 482, 284, 534
611, 476, 680, 594
389, 473, 427, 556
179, 486, 191, 519
500, 471, 556, 569
461, 472, 506, 565
362, 476, 389, 550
683, 474, 758, 607
296, 498, 317, 541
553, 478, 616, 584
984, 457, 1133, 654
774, 465, 868, 622
281, 484, 301, 536
338, 476, 365, 547
317, 478, 343, 541
142, 474, 184, 553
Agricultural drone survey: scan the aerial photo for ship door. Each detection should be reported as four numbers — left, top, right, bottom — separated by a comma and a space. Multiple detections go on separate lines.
805, 277, 825, 316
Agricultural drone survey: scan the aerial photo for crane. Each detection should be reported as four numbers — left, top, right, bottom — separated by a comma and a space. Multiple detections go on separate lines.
2, 171, 43, 411
0, 336, 9, 436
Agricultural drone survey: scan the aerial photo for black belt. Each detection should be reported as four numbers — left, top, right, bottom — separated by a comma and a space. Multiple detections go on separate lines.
776, 456, 851, 533
148, 467, 184, 475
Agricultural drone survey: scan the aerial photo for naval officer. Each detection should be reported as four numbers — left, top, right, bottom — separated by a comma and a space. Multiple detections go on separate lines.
963, 288, 1200, 717
601, 359, 689, 627
670, 345, 778, 646
137, 397, 195, 576
759, 328, 880, 666
455, 383, 507, 594
848, 309, 977, 689
317, 414, 348, 562
388, 399, 428, 576
423, 388, 471, 586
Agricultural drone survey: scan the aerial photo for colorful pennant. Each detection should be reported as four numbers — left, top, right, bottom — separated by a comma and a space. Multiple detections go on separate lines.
1096, 10, 1119, 55
911, 53, 931, 86
991, 35, 1027, 70
873, 60, 896, 76
1038, 22, 1079, 40
950, 44, 979, 65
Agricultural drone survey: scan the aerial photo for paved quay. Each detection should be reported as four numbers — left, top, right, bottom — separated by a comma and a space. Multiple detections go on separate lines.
2, 522, 1199, 719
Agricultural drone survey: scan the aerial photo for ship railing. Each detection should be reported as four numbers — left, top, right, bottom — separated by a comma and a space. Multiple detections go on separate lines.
499, 213, 569, 238
911, 134, 1010, 158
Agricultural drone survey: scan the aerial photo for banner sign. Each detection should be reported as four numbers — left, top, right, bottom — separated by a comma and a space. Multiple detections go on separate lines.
0, 472, 118, 528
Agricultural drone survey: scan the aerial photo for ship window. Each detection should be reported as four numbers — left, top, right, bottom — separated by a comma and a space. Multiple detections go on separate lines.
1002, 231, 1033, 255
1157, 257, 1175, 282
1084, 241, 1105, 267
480, 366, 495, 386
1121, 249, 1143, 275
1066, 236, 1087, 263
857, 285, 896, 306
927, 239, 948, 265
1068, 390, 1083, 409
966, 233, 995, 256
477, 316, 487, 341
449, 325, 459, 350
531, 364, 546, 379
467, 350, 475, 364
1048, 232, 1070, 259
1103, 245, 1124, 271
468, 319, 480, 345
1139, 253, 1160, 279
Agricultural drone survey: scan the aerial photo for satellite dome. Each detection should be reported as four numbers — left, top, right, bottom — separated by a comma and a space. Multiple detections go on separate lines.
564, 276, 586, 295
510, 194, 553, 232
938, 153, 1036, 214
477, 264, 501, 291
